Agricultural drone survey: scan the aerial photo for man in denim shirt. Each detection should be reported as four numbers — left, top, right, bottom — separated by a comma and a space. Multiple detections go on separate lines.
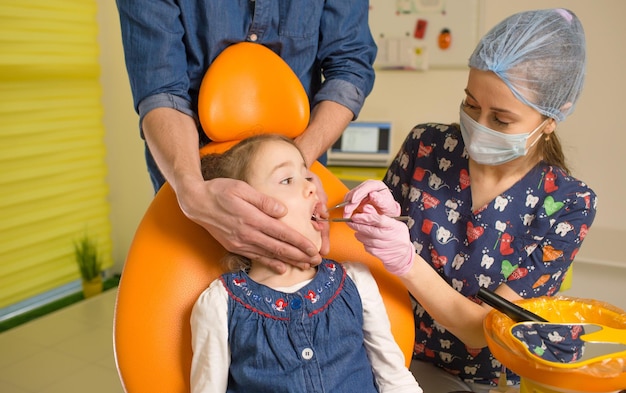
116, 0, 376, 271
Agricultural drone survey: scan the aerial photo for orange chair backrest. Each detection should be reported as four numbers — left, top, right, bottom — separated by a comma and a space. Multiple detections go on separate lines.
113, 42, 414, 393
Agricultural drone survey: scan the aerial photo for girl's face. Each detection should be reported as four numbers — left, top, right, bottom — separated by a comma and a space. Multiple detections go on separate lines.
246, 140, 324, 252
463, 68, 555, 141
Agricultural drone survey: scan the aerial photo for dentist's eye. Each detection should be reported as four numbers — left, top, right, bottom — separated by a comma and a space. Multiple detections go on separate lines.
462, 100, 479, 111
493, 116, 509, 126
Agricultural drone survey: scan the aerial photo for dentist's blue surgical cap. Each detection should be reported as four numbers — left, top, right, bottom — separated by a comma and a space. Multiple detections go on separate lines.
469, 8, 586, 122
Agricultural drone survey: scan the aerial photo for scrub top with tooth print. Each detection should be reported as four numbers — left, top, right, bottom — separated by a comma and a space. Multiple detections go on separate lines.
384, 123, 597, 386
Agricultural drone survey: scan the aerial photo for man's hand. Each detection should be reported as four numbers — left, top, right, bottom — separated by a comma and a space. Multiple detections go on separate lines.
177, 177, 323, 272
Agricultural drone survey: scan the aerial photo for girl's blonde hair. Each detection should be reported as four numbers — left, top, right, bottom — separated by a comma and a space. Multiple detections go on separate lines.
200, 134, 303, 271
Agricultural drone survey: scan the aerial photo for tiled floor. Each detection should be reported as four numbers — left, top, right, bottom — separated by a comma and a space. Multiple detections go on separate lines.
0, 289, 124, 393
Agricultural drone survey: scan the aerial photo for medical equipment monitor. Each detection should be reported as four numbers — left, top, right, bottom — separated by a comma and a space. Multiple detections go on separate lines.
327, 121, 392, 167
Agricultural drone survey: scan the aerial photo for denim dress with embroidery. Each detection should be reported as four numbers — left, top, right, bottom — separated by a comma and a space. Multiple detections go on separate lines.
222, 260, 379, 393
384, 123, 597, 386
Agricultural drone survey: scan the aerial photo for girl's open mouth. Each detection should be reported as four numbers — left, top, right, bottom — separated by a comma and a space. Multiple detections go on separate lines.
310, 203, 326, 229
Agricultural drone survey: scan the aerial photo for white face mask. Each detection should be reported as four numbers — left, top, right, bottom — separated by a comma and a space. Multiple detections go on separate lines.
459, 105, 547, 165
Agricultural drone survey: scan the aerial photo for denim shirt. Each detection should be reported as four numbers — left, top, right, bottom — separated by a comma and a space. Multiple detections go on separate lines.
116, 0, 377, 131
221, 260, 379, 393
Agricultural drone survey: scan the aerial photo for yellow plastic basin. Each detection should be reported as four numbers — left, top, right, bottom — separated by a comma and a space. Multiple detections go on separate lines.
484, 296, 626, 392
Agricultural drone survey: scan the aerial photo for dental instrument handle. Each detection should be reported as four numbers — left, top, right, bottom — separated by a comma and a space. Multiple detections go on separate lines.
476, 287, 548, 323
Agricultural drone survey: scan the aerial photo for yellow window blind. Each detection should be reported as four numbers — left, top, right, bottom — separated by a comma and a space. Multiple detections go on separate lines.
0, 0, 112, 308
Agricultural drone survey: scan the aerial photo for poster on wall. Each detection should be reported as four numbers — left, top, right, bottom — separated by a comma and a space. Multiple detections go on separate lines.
370, 0, 481, 70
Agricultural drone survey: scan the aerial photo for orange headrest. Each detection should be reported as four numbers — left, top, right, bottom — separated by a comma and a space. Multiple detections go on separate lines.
197, 42, 310, 154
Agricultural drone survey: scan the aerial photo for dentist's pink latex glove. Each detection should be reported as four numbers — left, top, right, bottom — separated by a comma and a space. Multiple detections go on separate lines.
342, 180, 399, 217
347, 204, 416, 276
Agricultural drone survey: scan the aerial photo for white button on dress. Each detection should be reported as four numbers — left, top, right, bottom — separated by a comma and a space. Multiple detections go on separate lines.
301, 348, 314, 360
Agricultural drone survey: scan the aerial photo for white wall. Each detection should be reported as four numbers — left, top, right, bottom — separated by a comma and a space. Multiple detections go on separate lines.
99, 0, 626, 307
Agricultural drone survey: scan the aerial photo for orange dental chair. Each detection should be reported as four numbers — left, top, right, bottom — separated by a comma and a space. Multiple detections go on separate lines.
113, 42, 414, 393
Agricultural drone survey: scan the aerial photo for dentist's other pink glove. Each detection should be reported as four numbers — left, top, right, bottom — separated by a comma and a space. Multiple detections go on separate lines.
343, 180, 399, 217
347, 205, 415, 276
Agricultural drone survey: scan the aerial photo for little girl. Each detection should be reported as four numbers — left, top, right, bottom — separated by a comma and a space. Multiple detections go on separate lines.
190, 134, 421, 393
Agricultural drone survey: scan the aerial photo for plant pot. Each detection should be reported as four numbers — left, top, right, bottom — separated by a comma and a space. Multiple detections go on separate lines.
82, 276, 103, 298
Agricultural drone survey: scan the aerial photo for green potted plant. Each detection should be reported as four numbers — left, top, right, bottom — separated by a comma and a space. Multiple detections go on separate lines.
74, 233, 103, 298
